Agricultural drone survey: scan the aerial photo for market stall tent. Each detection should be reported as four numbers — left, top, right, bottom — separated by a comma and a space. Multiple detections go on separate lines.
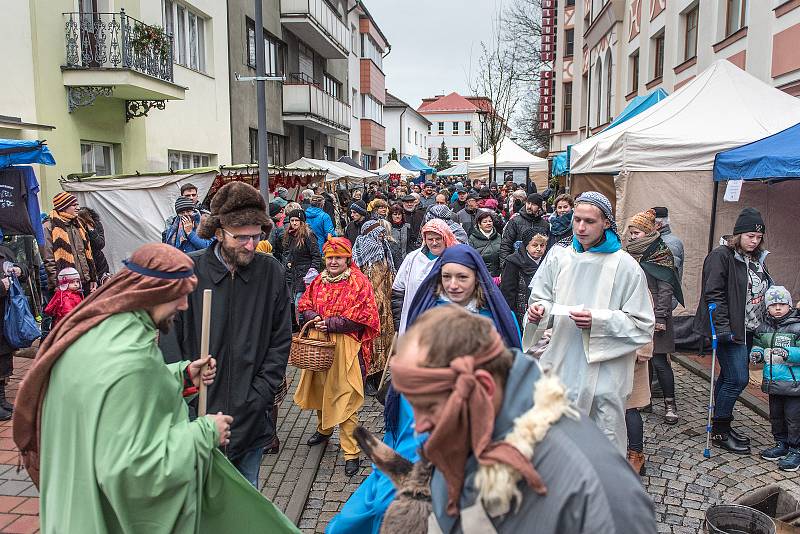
286, 157, 379, 184
568, 59, 800, 327
376, 159, 420, 179
713, 122, 800, 182
398, 155, 434, 174
468, 138, 548, 190
437, 162, 469, 177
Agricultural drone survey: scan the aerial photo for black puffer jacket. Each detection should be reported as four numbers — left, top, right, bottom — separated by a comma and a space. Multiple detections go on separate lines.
272, 231, 321, 295
468, 228, 502, 276
500, 248, 541, 328
499, 211, 549, 268
694, 244, 771, 344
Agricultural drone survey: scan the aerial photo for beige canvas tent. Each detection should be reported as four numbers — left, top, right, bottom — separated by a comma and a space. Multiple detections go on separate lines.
468, 138, 549, 190
568, 60, 800, 319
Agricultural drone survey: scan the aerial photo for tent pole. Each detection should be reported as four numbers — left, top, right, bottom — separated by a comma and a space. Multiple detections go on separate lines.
707, 180, 719, 253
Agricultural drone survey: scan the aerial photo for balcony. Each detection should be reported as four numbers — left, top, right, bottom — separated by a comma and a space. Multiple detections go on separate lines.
282, 74, 351, 135
280, 0, 349, 59
62, 10, 185, 114
361, 119, 385, 151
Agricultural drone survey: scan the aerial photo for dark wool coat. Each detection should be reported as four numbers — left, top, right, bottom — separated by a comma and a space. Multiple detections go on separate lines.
164, 246, 292, 461
468, 228, 502, 277
272, 231, 321, 295
645, 270, 675, 354
499, 248, 541, 328
499, 211, 549, 268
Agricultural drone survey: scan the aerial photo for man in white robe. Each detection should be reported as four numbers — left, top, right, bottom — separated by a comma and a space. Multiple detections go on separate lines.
523, 192, 654, 453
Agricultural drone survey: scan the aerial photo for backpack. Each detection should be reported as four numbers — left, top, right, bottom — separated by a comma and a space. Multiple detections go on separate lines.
4, 274, 41, 349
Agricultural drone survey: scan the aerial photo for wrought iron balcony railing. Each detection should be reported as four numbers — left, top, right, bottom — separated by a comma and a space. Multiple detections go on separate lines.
63, 9, 174, 84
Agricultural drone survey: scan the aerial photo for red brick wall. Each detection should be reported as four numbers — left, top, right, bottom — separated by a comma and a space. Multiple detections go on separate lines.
360, 59, 385, 104
361, 119, 385, 151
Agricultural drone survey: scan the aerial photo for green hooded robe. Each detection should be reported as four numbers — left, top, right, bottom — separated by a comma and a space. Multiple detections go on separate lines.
39, 310, 298, 534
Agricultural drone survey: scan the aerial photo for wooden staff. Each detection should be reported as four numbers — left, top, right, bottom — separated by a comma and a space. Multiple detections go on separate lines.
377, 333, 397, 392
198, 289, 213, 416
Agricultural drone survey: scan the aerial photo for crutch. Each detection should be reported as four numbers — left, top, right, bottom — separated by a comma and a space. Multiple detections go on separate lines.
703, 302, 718, 458
377, 334, 397, 393
197, 289, 213, 417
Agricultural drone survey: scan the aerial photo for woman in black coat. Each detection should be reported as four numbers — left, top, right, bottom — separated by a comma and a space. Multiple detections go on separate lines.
468, 210, 502, 276
500, 229, 547, 328
272, 209, 321, 318
77, 208, 109, 282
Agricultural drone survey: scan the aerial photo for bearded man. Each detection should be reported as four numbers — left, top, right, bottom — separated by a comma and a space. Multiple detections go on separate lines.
165, 182, 292, 487
13, 244, 298, 533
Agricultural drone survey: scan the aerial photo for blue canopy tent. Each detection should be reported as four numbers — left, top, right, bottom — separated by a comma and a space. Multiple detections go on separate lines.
713, 121, 800, 182
399, 155, 434, 184
552, 89, 668, 177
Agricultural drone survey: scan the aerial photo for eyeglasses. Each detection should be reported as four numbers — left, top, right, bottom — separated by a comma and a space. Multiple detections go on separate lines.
223, 229, 264, 245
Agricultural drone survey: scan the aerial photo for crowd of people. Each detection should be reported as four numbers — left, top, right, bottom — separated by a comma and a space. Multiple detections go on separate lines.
6, 171, 797, 532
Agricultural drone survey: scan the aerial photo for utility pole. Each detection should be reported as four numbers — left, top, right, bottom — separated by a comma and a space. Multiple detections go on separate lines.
254, 0, 270, 202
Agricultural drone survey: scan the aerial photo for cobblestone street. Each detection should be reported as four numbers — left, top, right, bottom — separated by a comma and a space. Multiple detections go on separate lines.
0, 357, 798, 533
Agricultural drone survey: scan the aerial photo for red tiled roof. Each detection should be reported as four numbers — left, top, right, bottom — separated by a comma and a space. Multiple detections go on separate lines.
417, 92, 482, 113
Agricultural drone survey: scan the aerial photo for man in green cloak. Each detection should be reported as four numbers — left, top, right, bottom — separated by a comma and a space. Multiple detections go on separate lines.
13, 243, 298, 534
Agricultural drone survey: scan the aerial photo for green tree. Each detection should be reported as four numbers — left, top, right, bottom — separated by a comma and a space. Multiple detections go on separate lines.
390, 148, 398, 161
435, 140, 451, 171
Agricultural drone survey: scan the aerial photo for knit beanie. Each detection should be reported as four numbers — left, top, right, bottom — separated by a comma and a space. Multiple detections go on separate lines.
526, 193, 544, 205
628, 209, 656, 234
652, 206, 668, 218
350, 201, 368, 217
174, 196, 195, 215
53, 192, 78, 212
57, 267, 80, 291
733, 207, 766, 235
286, 209, 306, 222
765, 286, 793, 308
268, 201, 283, 218
197, 181, 271, 239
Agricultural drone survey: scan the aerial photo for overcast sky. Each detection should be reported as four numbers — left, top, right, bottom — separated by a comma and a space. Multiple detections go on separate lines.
366, 0, 503, 110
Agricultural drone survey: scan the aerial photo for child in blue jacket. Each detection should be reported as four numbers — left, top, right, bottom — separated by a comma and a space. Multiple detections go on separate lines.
750, 286, 800, 471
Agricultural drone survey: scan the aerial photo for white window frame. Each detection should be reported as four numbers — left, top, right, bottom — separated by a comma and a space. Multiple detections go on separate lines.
80, 141, 115, 175
452, 147, 459, 160
464, 147, 471, 160
361, 94, 383, 123
452, 121, 459, 135
168, 149, 212, 170
464, 121, 471, 135
438, 122, 444, 134
163, 0, 206, 72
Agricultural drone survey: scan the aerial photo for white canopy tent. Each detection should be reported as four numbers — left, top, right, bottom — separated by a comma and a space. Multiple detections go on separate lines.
468, 138, 549, 190
286, 157, 379, 184
437, 162, 469, 177
568, 59, 800, 321
376, 159, 420, 178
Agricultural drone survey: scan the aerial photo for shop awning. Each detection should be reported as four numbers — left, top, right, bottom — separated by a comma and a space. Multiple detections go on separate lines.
713, 121, 800, 182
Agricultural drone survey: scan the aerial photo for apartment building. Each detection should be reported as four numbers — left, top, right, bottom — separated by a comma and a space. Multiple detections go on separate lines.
378, 91, 431, 166
545, 0, 800, 155
227, 0, 388, 170
0, 0, 232, 202
418, 92, 496, 165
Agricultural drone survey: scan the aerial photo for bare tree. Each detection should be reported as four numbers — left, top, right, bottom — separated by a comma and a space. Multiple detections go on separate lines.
469, 20, 521, 184
514, 91, 551, 151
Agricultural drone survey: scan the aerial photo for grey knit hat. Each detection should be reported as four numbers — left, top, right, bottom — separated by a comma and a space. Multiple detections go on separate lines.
765, 286, 793, 308
575, 191, 617, 233
174, 196, 195, 214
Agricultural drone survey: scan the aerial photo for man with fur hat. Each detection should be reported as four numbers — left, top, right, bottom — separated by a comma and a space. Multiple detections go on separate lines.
44, 191, 96, 294
391, 305, 656, 533
14, 243, 298, 533
163, 182, 293, 486
523, 191, 655, 453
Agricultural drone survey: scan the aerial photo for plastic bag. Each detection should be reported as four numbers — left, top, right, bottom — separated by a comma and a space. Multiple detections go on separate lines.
4, 274, 41, 348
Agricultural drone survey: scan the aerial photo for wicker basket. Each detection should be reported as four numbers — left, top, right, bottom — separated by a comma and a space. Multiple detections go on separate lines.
289, 321, 336, 372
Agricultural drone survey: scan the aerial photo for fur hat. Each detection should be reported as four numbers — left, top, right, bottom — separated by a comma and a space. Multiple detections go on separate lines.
628, 209, 656, 234
198, 182, 271, 239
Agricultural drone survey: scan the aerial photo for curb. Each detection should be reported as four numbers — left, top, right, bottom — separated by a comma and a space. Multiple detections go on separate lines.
284, 441, 327, 525
672, 353, 769, 420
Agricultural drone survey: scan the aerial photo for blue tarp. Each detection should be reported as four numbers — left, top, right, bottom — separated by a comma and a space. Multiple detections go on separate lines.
0, 140, 55, 169
399, 155, 434, 174
713, 122, 800, 182
550, 89, 668, 177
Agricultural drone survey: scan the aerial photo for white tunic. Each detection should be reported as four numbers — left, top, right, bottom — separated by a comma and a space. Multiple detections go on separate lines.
522, 245, 654, 453
392, 247, 437, 333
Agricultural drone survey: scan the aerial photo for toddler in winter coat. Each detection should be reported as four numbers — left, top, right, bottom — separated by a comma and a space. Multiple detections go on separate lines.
750, 285, 800, 471
44, 268, 83, 326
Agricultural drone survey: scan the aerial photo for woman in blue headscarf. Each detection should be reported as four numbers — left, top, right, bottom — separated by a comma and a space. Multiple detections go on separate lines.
327, 244, 520, 534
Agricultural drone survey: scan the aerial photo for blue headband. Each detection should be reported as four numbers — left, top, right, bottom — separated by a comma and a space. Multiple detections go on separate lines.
122, 259, 195, 279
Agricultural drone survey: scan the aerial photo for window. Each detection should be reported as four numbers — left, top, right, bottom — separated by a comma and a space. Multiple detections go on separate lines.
246, 19, 256, 68
298, 41, 314, 79
362, 94, 383, 123
630, 50, 640, 93
361, 34, 383, 70
361, 154, 376, 170
438, 122, 444, 134
565, 29, 575, 56
163, 1, 206, 72
168, 150, 212, 170
726, 0, 747, 37
407, 127, 411, 143
684, 6, 698, 61
452, 148, 459, 160
248, 128, 258, 163
415, 132, 419, 145
80, 142, 115, 175
464, 121, 471, 134
452, 121, 459, 135
428, 124, 431, 134
652, 33, 665, 79
428, 147, 432, 161
324, 146, 335, 161
351, 24, 357, 55
352, 89, 358, 117
562, 82, 573, 131
566, 0, 575, 4
324, 73, 342, 99
265, 35, 285, 76
464, 147, 471, 160
605, 58, 613, 122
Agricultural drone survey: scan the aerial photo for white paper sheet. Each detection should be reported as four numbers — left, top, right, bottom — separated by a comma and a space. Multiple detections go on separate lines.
723, 179, 743, 202
551, 303, 585, 316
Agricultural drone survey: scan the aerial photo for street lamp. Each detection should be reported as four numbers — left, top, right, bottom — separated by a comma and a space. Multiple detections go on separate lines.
476, 109, 488, 153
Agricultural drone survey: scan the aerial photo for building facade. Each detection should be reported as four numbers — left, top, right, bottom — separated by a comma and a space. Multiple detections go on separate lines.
418, 92, 496, 166
0, 0, 232, 203
545, 0, 800, 155
378, 91, 430, 166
